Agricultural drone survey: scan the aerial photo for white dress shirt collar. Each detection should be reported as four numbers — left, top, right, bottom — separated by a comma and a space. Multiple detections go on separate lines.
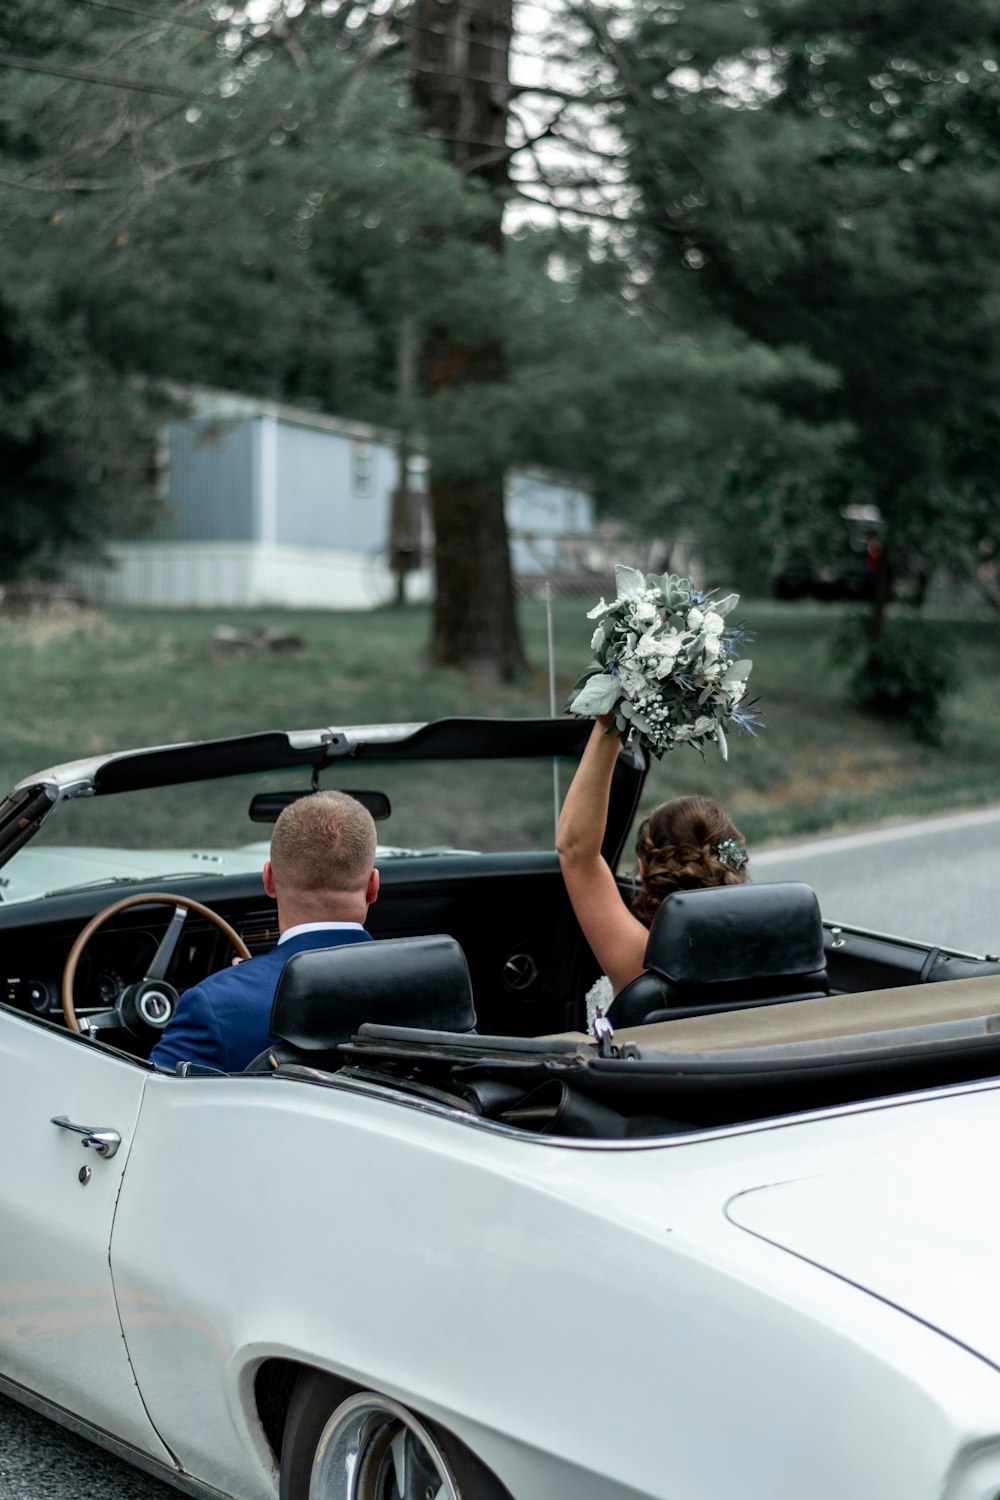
278, 921, 366, 944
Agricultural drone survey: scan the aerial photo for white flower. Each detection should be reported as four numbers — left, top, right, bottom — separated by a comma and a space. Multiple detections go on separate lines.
634, 627, 685, 682
634, 599, 656, 622
703, 633, 721, 660
687, 607, 704, 628
616, 652, 647, 699
633, 631, 668, 662
640, 627, 683, 659
693, 715, 715, 736
703, 610, 724, 635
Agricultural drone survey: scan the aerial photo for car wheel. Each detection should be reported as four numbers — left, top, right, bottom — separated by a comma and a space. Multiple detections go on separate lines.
280, 1372, 512, 1500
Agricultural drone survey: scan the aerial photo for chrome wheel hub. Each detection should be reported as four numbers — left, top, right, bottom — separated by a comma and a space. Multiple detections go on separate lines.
310, 1393, 460, 1500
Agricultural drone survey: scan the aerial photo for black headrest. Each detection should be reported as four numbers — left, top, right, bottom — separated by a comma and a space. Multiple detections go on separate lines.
645, 882, 826, 991
270, 936, 476, 1052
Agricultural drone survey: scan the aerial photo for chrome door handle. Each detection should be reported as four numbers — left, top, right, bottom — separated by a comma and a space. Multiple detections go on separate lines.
51, 1116, 122, 1159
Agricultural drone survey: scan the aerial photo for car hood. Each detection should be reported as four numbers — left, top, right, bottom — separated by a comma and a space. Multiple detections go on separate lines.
726, 1121, 1000, 1368
0, 842, 481, 903
0, 845, 272, 903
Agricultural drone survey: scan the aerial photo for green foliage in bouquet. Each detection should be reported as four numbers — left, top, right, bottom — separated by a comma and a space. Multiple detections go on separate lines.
566, 565, 759, 760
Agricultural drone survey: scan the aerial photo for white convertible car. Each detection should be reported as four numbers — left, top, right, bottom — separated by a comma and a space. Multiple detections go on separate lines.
3, 717, 1000, 1500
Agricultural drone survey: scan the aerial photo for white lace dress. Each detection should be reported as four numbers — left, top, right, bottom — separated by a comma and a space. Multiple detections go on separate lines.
584, 973, 615, 1031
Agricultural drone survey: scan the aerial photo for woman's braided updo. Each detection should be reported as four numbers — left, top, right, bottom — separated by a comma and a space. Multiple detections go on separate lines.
632, 794, 748, 926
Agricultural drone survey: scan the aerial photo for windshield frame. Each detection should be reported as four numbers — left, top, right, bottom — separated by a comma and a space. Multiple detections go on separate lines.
0, 718, 647, 883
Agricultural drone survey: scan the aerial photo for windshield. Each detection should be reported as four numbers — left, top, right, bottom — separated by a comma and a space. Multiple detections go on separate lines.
1, 757, 578, 903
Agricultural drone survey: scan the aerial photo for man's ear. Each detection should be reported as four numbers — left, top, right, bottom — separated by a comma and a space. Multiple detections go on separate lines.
262, 860, 277, 899
365, 867, 380, 906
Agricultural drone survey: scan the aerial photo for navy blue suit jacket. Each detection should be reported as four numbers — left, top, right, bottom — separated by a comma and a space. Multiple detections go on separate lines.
149, 927, 374, 1074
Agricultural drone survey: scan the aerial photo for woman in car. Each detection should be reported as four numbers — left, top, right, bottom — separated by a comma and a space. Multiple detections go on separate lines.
556, 715, 748, 1019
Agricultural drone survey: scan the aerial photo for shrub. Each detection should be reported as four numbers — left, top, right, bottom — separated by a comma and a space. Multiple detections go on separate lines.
831, 614, 957, 745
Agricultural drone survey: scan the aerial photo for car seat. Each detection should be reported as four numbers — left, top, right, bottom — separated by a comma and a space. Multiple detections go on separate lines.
245, 934, 477, 1073
610, 882, 830, 1028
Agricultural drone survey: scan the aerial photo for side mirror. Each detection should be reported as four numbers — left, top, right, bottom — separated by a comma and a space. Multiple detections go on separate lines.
249, 790, 391, 823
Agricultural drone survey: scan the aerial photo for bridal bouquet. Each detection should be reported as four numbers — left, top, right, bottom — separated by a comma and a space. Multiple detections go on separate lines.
565, 565, 759, 761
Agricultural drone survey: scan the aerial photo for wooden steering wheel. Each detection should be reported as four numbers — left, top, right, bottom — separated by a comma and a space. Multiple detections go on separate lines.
62, 893, 252, 1038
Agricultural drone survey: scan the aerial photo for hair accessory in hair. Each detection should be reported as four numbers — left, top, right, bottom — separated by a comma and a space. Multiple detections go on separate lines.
715, 837, 748, 873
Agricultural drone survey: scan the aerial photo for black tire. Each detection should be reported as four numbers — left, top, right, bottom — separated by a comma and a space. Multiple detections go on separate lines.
280, 1370, 513, 1500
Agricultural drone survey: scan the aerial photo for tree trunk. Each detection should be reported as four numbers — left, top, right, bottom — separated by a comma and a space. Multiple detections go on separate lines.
410, 0, 527, 676
430, 470, 525, 672
867, 532, 891, 645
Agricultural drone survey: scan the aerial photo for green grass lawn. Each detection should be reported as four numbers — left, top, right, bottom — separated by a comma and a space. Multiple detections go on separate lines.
3, 598, 999, 852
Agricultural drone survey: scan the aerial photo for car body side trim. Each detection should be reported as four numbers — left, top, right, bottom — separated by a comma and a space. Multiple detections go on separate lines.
0, 1372, 235, 1500
256, 1052, 1000, 1151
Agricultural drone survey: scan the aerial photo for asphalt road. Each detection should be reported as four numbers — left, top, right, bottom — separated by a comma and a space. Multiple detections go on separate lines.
3, 804, 1000, 1496
753, 803, 1000, 957
0, 1393, 178, 1500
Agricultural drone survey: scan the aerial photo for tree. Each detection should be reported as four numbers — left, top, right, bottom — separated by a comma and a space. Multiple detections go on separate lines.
0, 0, 496, 587
0, 294, 166, 583
0, 0, 846, 660
581, 0, 1000, 627
402, 0, 526, 675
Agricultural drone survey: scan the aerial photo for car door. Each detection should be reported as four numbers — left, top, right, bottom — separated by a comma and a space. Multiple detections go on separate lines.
0, 1005, 174, 1460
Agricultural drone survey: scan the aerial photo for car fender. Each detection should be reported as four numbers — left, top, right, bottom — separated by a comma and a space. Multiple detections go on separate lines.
111, 1074, 1000, 1500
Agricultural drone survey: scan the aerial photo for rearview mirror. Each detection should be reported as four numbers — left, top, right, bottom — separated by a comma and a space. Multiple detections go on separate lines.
249, 790, 391, 823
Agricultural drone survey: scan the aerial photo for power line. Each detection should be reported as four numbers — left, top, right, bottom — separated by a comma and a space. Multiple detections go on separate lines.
68, 0, 223, 33
0, 51, 196, 97
70, 0, 560, 64
59, 0, 570, 78
2, 8, 589, 117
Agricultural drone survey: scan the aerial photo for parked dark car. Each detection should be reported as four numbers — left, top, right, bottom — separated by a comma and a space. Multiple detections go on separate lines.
774, 505, 886, 602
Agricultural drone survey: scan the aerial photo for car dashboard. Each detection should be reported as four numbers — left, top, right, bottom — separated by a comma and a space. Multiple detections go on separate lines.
0, 853, 595, 1042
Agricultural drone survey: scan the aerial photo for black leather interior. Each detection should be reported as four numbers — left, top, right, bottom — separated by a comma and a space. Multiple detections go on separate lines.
249, 934, 477, 1072
611, 882, 830, 1028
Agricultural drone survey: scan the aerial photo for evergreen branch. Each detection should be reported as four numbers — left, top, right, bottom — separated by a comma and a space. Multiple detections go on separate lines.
0, 168, 121, 192
334, 3, 404, 129
0, 50, 195, 98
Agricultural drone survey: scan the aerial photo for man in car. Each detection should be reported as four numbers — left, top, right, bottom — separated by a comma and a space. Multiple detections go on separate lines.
150, 790, 378, 1073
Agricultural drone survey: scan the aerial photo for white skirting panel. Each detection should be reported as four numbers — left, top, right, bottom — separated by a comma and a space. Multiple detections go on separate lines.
70, 543, 433, 611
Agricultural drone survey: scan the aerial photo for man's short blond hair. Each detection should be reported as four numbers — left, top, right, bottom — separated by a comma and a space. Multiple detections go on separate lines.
270, 791, 377, 895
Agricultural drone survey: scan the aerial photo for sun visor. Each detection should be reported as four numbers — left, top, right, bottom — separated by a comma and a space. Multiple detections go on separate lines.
346, 717, 598, 762
93, 731, 345, 794
89, 718, 597, 795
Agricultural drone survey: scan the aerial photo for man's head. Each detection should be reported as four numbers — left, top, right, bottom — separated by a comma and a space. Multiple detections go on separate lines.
263, 790, 379, 928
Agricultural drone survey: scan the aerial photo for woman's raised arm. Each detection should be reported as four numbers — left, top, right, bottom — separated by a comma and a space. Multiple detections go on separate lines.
556, 719, 650, 993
